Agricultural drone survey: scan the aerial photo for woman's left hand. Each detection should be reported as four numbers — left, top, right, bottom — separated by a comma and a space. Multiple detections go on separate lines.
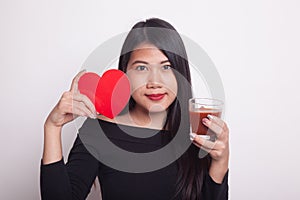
190, 114, 229, 162
190, 115, 229, 183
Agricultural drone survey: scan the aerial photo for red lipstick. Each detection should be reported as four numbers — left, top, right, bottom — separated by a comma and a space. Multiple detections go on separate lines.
146, 93, 165, 101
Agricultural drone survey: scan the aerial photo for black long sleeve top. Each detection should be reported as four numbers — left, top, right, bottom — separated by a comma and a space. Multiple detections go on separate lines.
40, 118, 228, 200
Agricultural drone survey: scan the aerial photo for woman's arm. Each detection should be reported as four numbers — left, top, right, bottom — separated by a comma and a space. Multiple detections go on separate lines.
209, 157, 229, 184
190, 114, 230, 183
42, 70, 97, 164
41, 134, 99, 200
191, 114, 230, 200
202, 168, 229, 200
42, 124, 63, 164
41, 70, 98, 199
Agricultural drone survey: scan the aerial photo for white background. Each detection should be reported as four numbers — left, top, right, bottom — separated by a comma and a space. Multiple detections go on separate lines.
1, 0, 300, 199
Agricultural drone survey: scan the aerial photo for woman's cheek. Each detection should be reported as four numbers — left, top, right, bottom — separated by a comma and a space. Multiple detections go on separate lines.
127, 71, 148, 92
162, 73, 178, 96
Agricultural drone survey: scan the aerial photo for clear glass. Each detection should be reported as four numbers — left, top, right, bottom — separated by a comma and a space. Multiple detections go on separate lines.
189, 98, 224, 140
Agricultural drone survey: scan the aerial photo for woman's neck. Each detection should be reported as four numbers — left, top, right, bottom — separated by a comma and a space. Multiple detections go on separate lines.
128, 104, 167, 129
97, 104, 168, 130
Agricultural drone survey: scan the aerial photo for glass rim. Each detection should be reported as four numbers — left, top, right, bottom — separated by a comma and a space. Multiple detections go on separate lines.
189, 97, 224, 106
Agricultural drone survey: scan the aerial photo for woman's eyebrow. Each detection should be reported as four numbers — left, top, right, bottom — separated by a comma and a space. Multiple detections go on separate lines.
161, 60, 170, 64
131, 60, 170, 65
131, 60, 148, 65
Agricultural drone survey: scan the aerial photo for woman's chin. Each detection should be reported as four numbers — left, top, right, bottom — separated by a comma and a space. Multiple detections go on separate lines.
148, 104, 166, 113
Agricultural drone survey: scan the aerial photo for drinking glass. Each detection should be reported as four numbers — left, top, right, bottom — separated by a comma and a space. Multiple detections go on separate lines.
189, 98, 223, 140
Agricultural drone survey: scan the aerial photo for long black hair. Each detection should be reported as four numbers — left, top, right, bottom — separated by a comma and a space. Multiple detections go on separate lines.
118, 18, 211, 200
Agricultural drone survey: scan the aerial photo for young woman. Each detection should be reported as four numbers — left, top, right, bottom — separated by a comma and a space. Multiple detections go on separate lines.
41, 18, 229, 200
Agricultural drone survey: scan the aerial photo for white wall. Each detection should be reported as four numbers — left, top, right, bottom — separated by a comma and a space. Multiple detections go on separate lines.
1, 0, 299, 199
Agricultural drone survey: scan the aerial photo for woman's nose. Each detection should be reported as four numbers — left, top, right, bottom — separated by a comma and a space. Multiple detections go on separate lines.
146, 69, 163, 89
146, 81, 162, 89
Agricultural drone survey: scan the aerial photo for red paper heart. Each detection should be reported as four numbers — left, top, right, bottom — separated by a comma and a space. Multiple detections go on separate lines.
78, 70, 131, 119
95, 69, 131, 119
78, 72, 100, 105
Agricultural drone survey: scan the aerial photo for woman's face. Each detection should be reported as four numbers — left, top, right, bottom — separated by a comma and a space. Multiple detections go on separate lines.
126, 43, 178, 113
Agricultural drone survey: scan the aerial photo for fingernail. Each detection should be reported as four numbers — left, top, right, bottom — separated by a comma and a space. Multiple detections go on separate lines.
89, 114, 96, 119
202, 118, 209, 124
207, 115, 214, 120
190, 133, 197, 141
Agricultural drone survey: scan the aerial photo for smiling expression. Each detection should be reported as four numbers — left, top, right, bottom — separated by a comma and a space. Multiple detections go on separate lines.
126, 43, 178, 113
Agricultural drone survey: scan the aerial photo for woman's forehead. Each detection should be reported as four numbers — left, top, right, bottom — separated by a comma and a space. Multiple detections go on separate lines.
129, 44, 169, 64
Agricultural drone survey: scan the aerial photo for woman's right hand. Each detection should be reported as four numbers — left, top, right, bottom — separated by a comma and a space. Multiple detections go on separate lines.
45, 70, 97, 129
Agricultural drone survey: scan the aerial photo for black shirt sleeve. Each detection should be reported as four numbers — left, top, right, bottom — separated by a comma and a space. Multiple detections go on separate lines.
202, 169, 229, 200
40, 135, 99, 200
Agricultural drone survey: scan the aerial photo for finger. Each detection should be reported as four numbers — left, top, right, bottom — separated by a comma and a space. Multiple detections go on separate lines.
192, 139, 215, 159
191, 142, 210, 158
72, 101, 96, 119
73, 93, 97, 116
60, 91, 96, 116
192, 140, 223, 159
62, 99, 94, 118
192, 141, 212, 152
190, 133, 218, 150
207, 115, 229, 136
207, 114, 225, 127
202, 115, 228, 138
191, 132, 228, 160
70, 69, 86, 92
190, 132, 228, 157
190, 134, 220, 159
199, 145, 213, 153
202, 118, 223, 136
63, 102, 88, 117
198, 148, 221, 160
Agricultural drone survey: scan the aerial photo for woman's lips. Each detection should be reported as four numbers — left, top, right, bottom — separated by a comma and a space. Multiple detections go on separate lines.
146, 93, 165, 101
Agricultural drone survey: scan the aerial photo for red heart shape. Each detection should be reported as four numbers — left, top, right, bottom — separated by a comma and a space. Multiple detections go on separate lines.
95, 69, 131, 119
78, 70, 131, 119
78, 72, 100, 105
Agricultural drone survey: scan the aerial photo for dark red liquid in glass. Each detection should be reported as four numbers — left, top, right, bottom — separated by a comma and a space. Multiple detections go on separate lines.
189, 108, 221, 135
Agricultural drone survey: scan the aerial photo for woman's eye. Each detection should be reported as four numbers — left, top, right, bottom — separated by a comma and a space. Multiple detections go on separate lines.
162, 65, 171, 70
136, 65, 148, 71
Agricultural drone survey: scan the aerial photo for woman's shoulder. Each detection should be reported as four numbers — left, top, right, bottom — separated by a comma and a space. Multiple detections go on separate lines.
79, 114, 170, 148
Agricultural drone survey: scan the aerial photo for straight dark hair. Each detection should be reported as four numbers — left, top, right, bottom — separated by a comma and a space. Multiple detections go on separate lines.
118, 18, 211, 200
